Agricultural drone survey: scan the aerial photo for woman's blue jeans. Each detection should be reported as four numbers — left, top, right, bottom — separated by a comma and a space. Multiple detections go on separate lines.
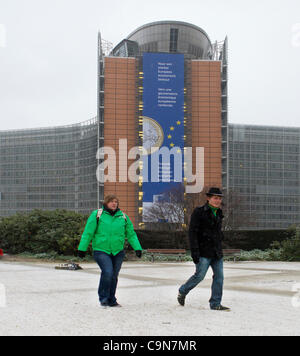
93, 250, 125, 305
179, 257, 224, 309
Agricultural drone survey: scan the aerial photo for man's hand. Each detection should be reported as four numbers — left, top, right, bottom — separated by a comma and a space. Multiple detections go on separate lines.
135, 250, 142, 258
191, 252, 200, 264
77, 250, 86, 259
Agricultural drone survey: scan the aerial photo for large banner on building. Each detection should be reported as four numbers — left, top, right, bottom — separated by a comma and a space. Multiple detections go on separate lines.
142, 53, 184, 222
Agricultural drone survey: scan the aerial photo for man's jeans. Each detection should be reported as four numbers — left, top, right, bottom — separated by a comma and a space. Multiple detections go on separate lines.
179, 257, 224, 309
93, 250, 125, 305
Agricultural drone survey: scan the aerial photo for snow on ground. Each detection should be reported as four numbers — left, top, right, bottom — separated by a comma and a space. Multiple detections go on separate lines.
0, 259, 299, 336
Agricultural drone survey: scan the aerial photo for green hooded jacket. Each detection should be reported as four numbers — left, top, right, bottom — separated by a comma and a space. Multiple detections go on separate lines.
78, 207, 142, 255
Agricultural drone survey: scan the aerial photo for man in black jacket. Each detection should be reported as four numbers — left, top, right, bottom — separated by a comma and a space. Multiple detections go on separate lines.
178, 187, 230, 311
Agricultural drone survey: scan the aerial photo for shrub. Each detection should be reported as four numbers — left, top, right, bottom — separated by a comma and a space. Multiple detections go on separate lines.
0, 209, 89, 256
223, 248, 282, 262
278, 232, 300, 261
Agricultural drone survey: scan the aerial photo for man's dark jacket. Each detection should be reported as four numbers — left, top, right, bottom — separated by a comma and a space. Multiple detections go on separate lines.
189, 203, 224, 260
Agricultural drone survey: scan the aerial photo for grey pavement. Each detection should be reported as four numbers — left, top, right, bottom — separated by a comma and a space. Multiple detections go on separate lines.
0, 258, 299, 336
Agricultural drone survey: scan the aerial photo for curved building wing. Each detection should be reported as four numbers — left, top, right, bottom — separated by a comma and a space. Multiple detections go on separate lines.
112, 21, 213, 59
0, 118, 100, 216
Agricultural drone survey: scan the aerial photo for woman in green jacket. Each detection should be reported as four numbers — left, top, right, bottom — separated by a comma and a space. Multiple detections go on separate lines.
78, 194, 143, 307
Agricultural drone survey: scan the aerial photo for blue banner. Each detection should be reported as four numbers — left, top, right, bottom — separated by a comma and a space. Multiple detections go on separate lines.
142, 53, 184, 221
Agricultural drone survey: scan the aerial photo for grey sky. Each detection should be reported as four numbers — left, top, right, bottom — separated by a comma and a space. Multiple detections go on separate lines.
0, 0, 300, 130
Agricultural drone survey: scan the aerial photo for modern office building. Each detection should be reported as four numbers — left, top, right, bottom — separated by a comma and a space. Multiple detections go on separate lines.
0, 118, 99, 215
0, 21, 299, 230
228, 124, 300, 229
99, 21, 228, 228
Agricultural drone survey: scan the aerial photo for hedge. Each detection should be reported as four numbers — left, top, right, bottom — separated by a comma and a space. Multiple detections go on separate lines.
0, 209, 90, 255
0, 210, 298, 260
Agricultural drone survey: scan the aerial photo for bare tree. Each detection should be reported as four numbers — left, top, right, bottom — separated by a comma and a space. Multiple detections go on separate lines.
221, 188, 257, 231
185, 185, 257, 231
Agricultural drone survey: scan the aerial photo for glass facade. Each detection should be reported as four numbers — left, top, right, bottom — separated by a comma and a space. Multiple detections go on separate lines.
111, 39, 139, 57
229, 124, 300, 229
124, 21, 213, 59
0, 118, 100, 216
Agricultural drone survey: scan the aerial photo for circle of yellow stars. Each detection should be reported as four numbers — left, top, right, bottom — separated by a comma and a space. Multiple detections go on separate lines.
167, 120, 182, 153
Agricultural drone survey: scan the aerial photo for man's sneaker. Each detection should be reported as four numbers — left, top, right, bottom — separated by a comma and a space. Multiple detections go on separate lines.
177, 293, 186, 306
100, 303, 109, 309
211, 305, 231, 311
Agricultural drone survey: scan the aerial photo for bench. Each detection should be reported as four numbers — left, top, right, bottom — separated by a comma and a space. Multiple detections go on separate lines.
146, 249, 186, 262
223, 249, 241, 262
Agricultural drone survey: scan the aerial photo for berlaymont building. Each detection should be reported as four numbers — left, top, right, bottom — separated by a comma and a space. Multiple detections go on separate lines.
1, 21, 300, 230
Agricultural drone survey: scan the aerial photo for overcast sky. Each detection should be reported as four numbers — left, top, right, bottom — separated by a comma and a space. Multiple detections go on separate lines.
0, 0, 300, 130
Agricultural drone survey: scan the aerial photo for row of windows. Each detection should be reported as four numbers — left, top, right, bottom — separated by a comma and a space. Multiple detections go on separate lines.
27, 186, 74, 193
0, 171, 26, 178
0, 153, 97, 163
1, 169, 76, 178
247, 205, 300, 212
78, 175, 98, 184
231, 176, 300, 183
232, 213, 299, 221
231, 185, 300, 195
230, 171, 299, 179
78, 158, 97, 167
0, 184, 99, 194
236, 179, 299, 186
233, 194, 300, 204
139, 41, 158, 53
229, 152, 300, 161
0, 144, 97, 162
0, 177, 76, 185
79, 139, 98, 150
0, 144, 77, 155
230, 127, 300, 135
231, 143, 299, 153
1, 194, 76, 200
0, 202, 76, 209
78, 148, 98, 158
232, 186, 300, 197
255, 214, 299, 221
0, 134, 82, 146
235, 203, 300, 212
0, 200, 97, 209
78, 192, 97, 200
0, 205, 97, 217
0, 152, 76, 162
78, 202, 98, 209
0, 161, 77, 170
229, 134, 300, 144
230, 162, 298, 170
78, 166, 96, 175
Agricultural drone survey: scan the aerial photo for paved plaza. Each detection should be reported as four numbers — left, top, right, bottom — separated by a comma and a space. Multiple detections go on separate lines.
0, 258, 299, 336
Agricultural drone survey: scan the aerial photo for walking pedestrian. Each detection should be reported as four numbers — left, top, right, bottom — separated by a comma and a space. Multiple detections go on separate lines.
177, 187, 230, 311
77, 194, 143, 308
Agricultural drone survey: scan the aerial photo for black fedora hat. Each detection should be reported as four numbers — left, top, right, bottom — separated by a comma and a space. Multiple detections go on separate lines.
206, 187, 223, 197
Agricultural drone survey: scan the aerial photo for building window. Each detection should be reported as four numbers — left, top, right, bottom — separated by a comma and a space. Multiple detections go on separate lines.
169, 28, 178, 53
